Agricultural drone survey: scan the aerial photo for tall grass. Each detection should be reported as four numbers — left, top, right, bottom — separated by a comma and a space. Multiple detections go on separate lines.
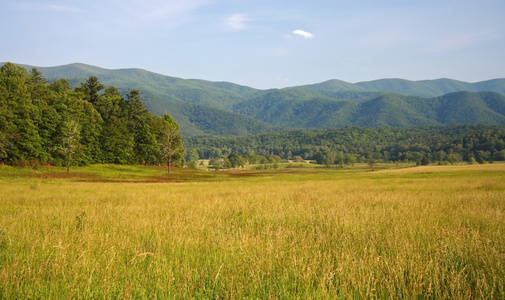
0, 164, 504, 298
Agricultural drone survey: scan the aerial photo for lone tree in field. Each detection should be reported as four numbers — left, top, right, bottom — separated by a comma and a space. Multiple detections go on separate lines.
368, 157, 376, 171
158, 114, 184, 173
227, 152, 245, 168
62, 118, 80, 174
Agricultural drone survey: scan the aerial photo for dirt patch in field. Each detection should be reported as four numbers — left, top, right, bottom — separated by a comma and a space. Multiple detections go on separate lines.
219, 171, 263, 176
33, 172, 101, 180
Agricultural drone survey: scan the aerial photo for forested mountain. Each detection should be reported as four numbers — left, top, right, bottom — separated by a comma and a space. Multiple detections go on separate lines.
233, 91, 505, 128
6, 63, 272, 135
2, 62, 505, 136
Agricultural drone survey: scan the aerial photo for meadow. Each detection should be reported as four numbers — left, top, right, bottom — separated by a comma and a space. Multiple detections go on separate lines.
0, 163, 504, 299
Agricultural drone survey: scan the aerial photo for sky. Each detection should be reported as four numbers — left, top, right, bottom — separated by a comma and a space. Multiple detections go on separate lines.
1, 0, 504, 89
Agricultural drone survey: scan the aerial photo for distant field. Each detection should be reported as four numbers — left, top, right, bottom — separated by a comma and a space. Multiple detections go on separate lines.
1, 164, 504, 298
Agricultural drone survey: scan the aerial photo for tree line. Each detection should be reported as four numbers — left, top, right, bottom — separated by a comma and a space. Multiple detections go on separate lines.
184, 125, 505, 166
0, 63, 183, 172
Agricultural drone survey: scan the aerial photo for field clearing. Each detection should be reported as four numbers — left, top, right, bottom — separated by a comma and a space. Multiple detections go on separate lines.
1, 164, 504, 298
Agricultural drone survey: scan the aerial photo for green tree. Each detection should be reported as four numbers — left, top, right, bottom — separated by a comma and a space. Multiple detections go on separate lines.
76, 100, 103, 164
76, 75, 104, 104
293, 155, 304, 163
95, 86, 125, 122
126, 90, 159, 164
49, 78, 72, 94
476, 150, 491, 164
446, 153, 460, 165
101, 116, 134, 164
344, 153, 357, 166
314, 151, 330, 165
227, 152, 245, 168
222, 157, 232, 169
0, 63, 45, 164
62, 118, 80, 173
29, 68, 49, 102
0, 83, 12, 160
49, 81, 102, 166
185, 149, 200, 168
248, 153, 266, 164
158, 113, 184, 173
420, 155, 430, 166
92, 86, 134, 163
368, 157, 376, 170
47, 79, 79, 166
493, 150, 505, 161
209, 158, 222, 170
26, 70, 66, 165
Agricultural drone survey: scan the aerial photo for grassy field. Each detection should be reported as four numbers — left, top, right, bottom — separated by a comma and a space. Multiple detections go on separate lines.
0, 163, 504, 299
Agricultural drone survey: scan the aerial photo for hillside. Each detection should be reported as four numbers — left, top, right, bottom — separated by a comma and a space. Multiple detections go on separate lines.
20, 63, 260, 110
3, 62, 505, 135
12, 63, 270, 135
234, 90, 505, 128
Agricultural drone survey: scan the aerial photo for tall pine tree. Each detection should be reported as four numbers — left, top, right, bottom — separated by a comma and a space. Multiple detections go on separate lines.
126, 90, 160, 164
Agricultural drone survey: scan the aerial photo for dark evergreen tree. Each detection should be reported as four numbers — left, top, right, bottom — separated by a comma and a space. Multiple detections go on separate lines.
77, 100, 103, 164
0, 63, 45, 164
126, 90, 160, 164
101, 116, 134, 164
95, 86, 124, 122
0, 82, 12, 161
76, 75, 104, 104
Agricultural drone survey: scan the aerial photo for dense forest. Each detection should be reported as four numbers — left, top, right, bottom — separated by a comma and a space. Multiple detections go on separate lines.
184, 125, 505, 166
0, 63, 184, 169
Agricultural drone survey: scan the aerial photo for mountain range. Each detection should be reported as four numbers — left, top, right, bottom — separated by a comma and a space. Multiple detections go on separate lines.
5, 62, 505, 136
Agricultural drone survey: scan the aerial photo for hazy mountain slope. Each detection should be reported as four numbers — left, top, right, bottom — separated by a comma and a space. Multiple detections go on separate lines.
305, 79, 369, 93
354, 78, 505, 98
303, 77, 505, 98
474, 79, 505, 96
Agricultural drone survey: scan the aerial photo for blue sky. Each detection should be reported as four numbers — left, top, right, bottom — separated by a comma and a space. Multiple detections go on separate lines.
1, 0, 504, 89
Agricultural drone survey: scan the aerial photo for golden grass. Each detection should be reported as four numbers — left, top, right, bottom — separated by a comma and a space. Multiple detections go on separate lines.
0, 164, 504, 298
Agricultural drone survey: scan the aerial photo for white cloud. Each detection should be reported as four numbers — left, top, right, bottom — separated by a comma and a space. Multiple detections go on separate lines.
225, 14, 248, 30
293, 29, 314, 39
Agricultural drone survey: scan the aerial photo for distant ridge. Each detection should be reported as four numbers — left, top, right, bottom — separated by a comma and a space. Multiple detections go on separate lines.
3, 62, 505, 135
4, 62, 504, 97
354, 78, 505, 98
